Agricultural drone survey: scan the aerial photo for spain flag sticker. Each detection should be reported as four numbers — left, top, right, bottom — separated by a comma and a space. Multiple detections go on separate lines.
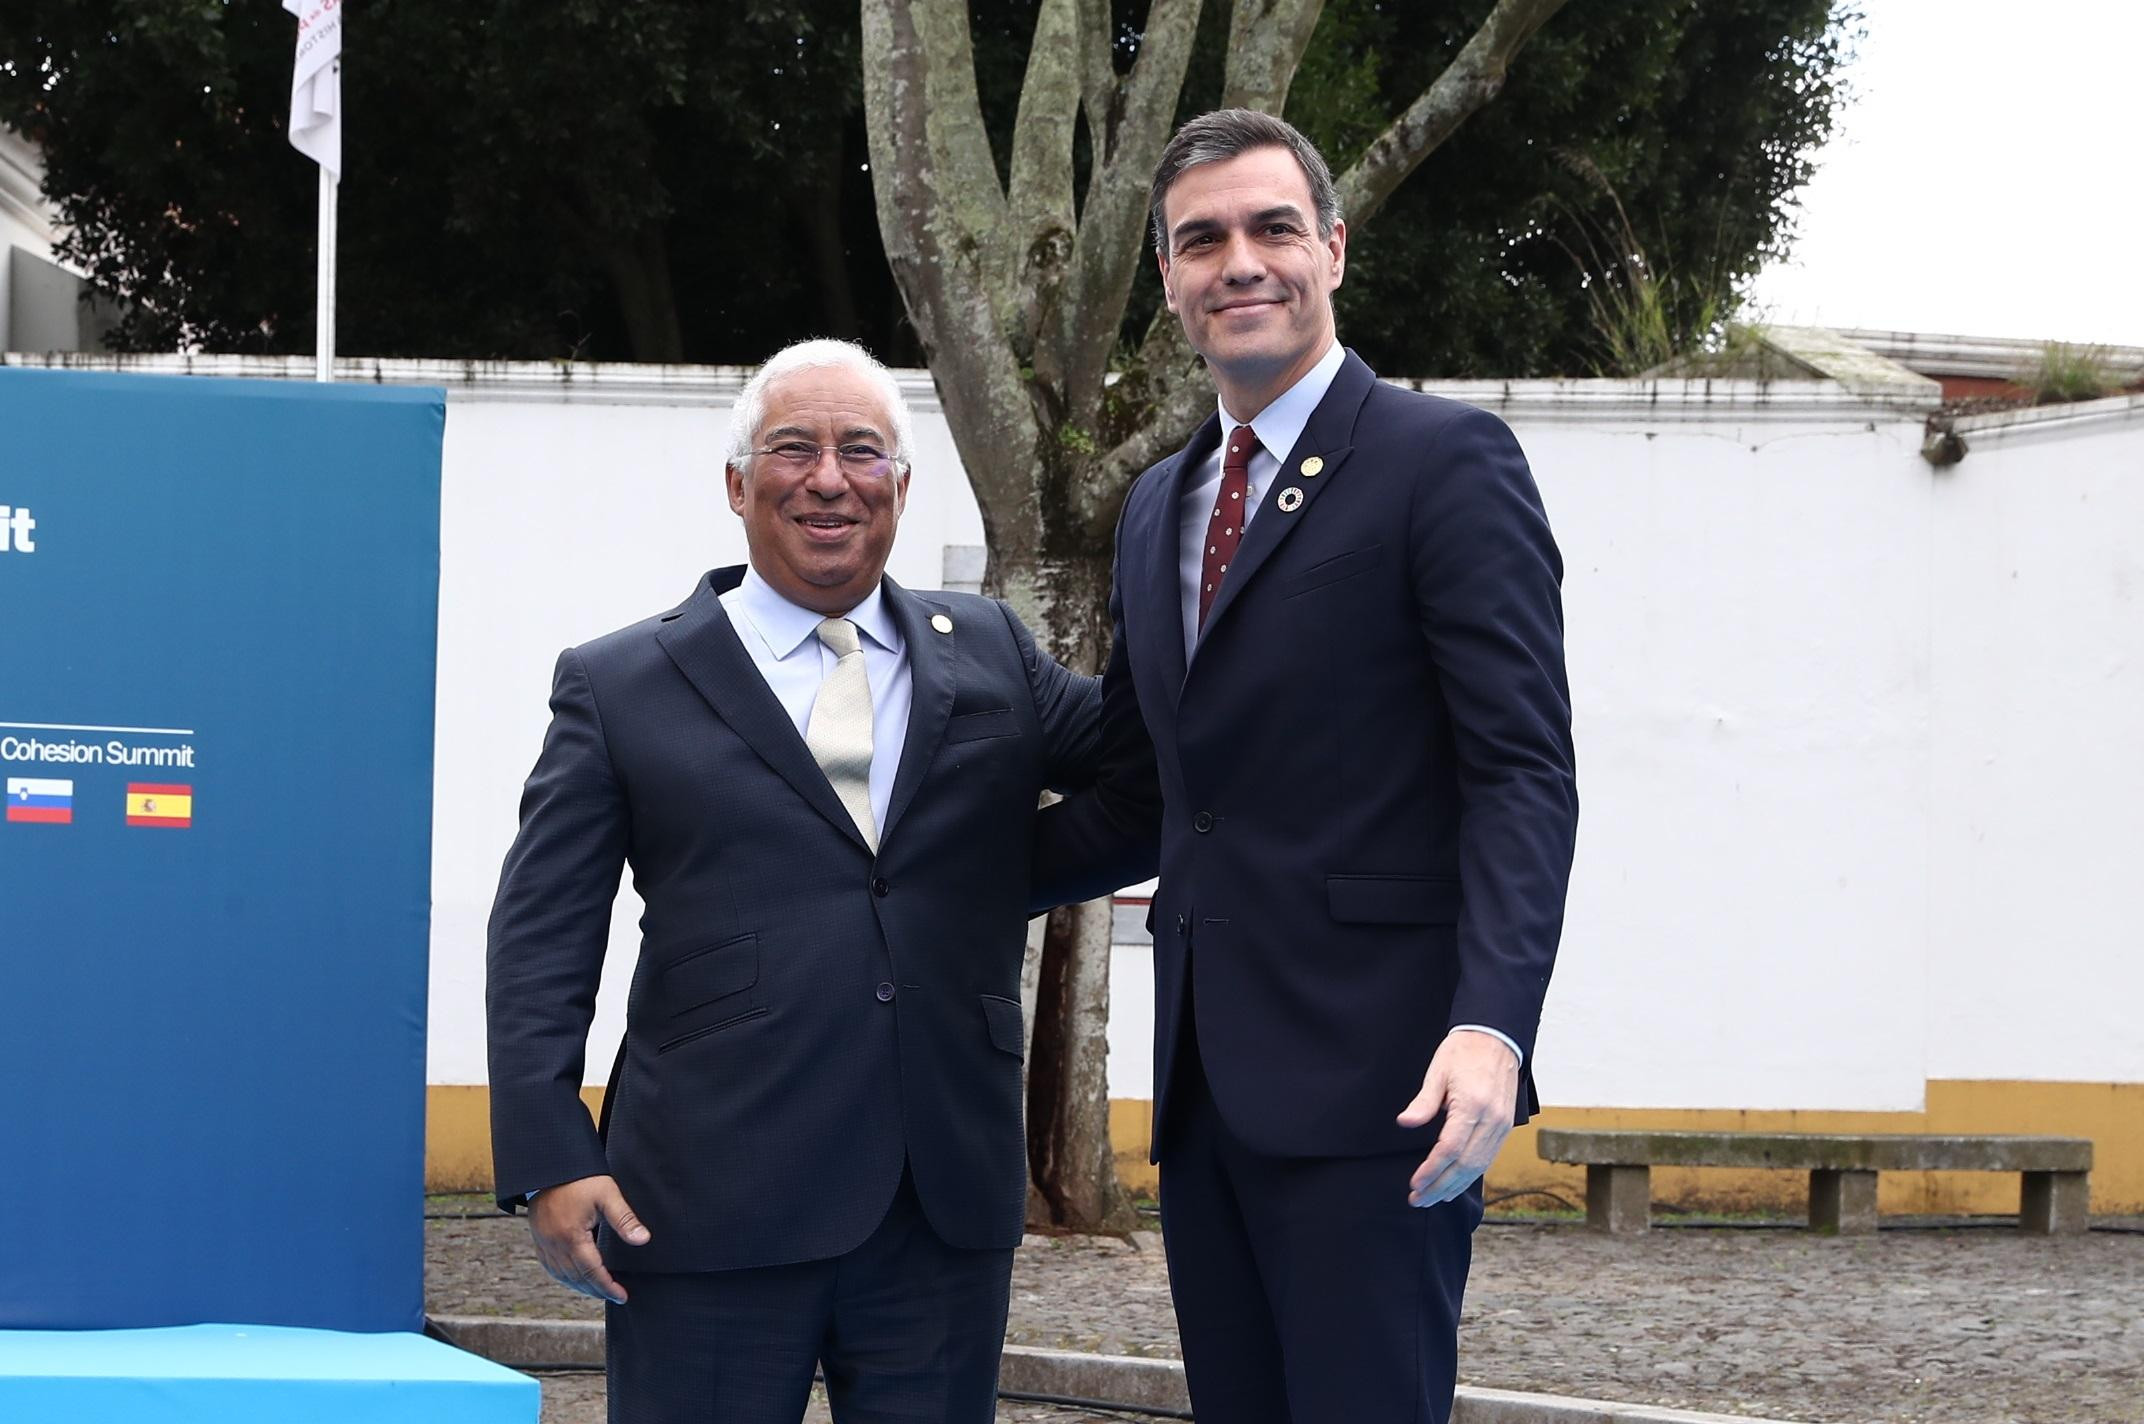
127, 783, 194, 829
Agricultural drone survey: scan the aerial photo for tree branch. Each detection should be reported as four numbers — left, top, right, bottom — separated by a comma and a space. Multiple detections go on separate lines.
1075, 0, 1119, 163
1052, 0, 1202, 427
862, 0, 1033, 521
1220, 0, 1326, 113
1008, 0, 1085, 381
1334, 0, 1571, 229
1102, 305, 1210, 490
1094, 0, 1574, 522
1094, 0, 1574, 513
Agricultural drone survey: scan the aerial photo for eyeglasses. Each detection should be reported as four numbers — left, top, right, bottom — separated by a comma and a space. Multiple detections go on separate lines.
750, 442, 904, 479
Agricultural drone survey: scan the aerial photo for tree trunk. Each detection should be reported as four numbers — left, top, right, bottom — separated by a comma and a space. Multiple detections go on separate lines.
1005, 538, 1133, 1235
861, 0, 1574, 1236
1028, 893, 1135, 1234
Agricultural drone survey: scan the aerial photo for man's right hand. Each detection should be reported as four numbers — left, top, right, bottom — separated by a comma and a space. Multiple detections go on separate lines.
527, 1174, 650, 1304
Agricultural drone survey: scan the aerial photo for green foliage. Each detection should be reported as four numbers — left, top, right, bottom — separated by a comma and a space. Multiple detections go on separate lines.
1056, 423, 1099, 456
3, 1, 1857, 376
2024, 343, 2123, 405
1547, 153, 1730, 375
0, 0, 874, 360
1111, 0, 1855, 377
1295, 0, 1860, 377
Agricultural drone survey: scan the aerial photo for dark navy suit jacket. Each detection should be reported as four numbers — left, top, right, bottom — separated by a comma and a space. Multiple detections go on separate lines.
1044, 350, 1578, 1161
486, 567, 1141, 1272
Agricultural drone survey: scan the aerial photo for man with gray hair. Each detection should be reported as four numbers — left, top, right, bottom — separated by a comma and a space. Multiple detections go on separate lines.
1050, 108, 1579, 1421
485, 338, 1154, 1423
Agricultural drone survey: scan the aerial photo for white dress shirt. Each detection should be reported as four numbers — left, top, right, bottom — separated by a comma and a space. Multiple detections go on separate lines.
1177, 338, 1348, 657
720, 566, 912, 837
1171, 340, 1522, 1068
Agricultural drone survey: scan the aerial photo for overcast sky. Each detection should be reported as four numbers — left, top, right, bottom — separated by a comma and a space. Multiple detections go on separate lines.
1746, 0, 2144, 346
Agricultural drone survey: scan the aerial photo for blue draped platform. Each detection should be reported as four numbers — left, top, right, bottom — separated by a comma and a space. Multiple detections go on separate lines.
0, 1325, 538, 1424
0, 369, 535, 1420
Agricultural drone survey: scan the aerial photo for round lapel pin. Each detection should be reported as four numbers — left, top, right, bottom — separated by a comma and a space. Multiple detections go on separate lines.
930, 613, 954, 634
1277, 487, 1304, 513
1300, 456, 1324, 478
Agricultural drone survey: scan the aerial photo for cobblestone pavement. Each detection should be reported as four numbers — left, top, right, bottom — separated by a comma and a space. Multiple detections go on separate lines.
523, 1374, 1130, 1424
427, 1208, 2144, 1423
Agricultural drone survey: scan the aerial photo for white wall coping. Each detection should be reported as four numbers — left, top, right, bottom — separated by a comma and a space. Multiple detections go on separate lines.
7, 352, 1943, 426
1397, 374, 1935, 424
1942, 390, 2144, 449
1, 350, 948, 411
1841, 327, 2144, 381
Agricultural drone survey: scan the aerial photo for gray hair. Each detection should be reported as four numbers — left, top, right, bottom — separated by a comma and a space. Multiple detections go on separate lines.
726, 338, 917, 471
1148, 108, 1341, 254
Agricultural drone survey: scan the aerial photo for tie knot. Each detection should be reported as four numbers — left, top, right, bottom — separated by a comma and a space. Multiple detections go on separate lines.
815, 617, 862, 659
1224, 425, 1259, 475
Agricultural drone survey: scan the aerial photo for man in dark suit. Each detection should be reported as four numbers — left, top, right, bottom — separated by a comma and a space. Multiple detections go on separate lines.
1051, 110, 1579, 1422
485, 339, 1146, 1424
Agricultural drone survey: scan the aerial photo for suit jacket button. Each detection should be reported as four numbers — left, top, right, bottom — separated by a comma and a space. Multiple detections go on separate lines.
1175, 914, 1187, 935
1192, 811, 1214, 833
876, 982, 896, 1002
871, 877, 890, 897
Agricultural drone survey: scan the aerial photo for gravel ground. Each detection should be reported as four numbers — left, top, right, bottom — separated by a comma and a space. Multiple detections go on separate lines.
427, 1206, 2144, 1423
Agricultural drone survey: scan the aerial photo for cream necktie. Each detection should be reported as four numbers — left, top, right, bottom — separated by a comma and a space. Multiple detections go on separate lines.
806, 617, 878, 851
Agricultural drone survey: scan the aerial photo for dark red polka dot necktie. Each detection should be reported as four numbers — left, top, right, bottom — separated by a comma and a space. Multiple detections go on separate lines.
1198, 424, 1256, 631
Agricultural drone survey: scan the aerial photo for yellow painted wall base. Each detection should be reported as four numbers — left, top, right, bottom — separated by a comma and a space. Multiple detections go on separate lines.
428, 1080, 2143, 1214
1496, 1081, 2144, 1215
1109, 1080, 2144, 1215
427, 1085, 605, 1196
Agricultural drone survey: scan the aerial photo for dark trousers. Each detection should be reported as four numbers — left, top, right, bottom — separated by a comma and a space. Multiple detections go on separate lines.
605, 1167, 1013, 1424
1159, 1021, 1483, 1424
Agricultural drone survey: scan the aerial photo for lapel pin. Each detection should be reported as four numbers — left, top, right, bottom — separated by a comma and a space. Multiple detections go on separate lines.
930, 613, 954, 634
1277, 487, 1304, 513
1299, 456, 1324, 478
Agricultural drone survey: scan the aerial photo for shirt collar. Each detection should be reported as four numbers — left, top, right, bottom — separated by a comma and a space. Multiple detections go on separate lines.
733, 565, 903, 661
1216, 338, 1346, 467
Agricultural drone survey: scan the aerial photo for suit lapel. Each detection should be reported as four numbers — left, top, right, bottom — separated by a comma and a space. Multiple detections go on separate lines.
879, 576, 953, 846
1191, 350, 1376, 648
1144, 415, 1219, 701
655, 568, 872, 852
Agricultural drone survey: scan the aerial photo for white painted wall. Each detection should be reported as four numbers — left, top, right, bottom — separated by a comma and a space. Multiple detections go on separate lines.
1925, 407, 2144, 1084
427, 376, 986, 1087
1524, 413, 1938, 1109
0, 127, 60, 348
2, 128, 115, 353
416, 378, 2144, 1108
16, 355, 2137, 1106
0, 129, 58, 264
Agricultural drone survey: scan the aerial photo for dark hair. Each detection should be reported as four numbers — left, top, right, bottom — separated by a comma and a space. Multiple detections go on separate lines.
1148, 108, 1341, 254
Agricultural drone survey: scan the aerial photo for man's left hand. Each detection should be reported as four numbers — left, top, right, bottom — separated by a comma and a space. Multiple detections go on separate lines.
1397, 1031, 1520, 1207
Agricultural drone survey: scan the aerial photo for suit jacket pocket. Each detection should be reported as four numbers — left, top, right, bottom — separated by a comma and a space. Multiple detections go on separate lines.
1282, 543, 1383, 599
657, 1007, 769, 1054
980, 993, 1026, 1058
661, 932, 759, 1017
947, 707, 1019, 743
1326, 874, 1460, 925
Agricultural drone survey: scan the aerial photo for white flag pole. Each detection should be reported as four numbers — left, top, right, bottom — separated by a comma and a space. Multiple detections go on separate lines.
286, 1, 343, 382
315, 121, 337, 383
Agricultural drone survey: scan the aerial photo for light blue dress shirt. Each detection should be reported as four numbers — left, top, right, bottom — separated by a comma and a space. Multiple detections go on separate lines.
719, 565, 912, 838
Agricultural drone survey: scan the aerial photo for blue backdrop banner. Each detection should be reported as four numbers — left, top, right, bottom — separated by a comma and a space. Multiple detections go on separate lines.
0, 368, 445, 1332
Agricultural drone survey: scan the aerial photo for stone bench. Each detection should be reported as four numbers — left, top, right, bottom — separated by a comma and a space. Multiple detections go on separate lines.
1534, 1129, 2092, 1236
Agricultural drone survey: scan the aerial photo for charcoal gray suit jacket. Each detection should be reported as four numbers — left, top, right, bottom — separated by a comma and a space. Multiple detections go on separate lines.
485, 566, 1148, 1272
